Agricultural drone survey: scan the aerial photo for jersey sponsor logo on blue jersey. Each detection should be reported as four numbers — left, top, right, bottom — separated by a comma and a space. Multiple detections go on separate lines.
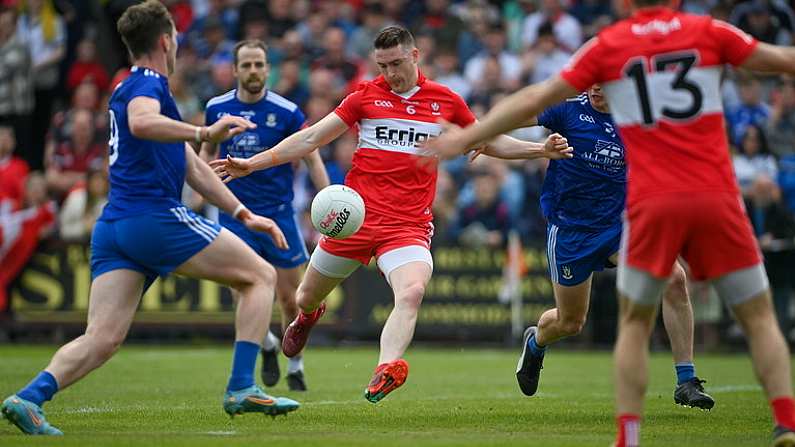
582, 140, 625, 173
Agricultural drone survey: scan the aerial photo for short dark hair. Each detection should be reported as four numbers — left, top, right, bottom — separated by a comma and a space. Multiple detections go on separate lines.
233, 39, 268, 66
373, 25, 415, 50
117, 0, 174, 59
634, 0, 669, 6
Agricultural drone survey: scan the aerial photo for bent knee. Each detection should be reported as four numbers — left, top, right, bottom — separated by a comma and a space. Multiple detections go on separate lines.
666, 264, 689, 299
559, 317, 586, 336
396, 283, 426, 309
86, 331, 125, 360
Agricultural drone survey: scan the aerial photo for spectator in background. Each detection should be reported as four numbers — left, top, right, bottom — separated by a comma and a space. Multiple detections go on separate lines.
569, 0, 613, 38
0, 124, 29, 211
324, 130, 356, 186
779, 154, 795, 212
58, 165, 107, 243
66, 38, 110, 92
0, 6, 33, 159
47, 81, 102, 148
297, 12, 332, 62
450, 167, 512, 249
16, 0, 66, 171
523, 21, 571, 84
44, 109, 104, 198
308, 68, 345, 105
313, 27, 361, 87
731, 0, 794, 45
744, 175, 795, 338
521, 0, 582, 53
169, 67, 202, 125
0, 171, 55, 313
468, 56, 506, 110
726, 76, 770, 145
767, 75, 795, 156
412, 0, 465, 53
434, 49, 471, 101
464, 23, 522, 92
186, 0, 238, 43
348, 4, 392, 60
456, 4, 492, 66
432, 168, 459, 244
246, 0, 295, 40
273, 58, 310, 110
733, 124, 779, 195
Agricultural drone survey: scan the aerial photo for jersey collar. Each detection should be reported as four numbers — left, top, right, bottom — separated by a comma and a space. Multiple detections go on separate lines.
372, 69, 427, 97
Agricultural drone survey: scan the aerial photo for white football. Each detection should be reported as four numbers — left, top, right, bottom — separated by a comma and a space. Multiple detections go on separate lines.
310, 185, 365, 239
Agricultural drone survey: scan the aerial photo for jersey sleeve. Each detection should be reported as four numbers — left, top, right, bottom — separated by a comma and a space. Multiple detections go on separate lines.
130, 76, 165, 103
536, 103, 567, 133
709, 19, 759, 66
204, 104, 218, 126
289, 107, 307, 134
559, 37, 604, 92
450, 91, 477, 127
334, 89, 364, 127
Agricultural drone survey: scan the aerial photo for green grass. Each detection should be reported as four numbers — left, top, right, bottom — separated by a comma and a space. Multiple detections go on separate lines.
0, 345, 787, 446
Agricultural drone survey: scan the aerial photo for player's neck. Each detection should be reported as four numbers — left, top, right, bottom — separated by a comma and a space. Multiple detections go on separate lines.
236, 87, 266, 104
133, 55, 168, 78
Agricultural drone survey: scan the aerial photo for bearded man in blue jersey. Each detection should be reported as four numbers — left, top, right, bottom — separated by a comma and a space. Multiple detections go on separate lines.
1, 1, 299, 435
201, 40, 330, 391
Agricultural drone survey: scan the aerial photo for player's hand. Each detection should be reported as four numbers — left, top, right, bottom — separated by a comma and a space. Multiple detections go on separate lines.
206, 115, 256, 144
420, 119, 473, 160
209, 155, 254, 183
543, 133, 574, 160
239, 210, 289, 250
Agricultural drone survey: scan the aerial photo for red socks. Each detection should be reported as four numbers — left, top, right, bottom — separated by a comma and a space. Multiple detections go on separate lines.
772, 397, 795, 430
615, 414, 641, 447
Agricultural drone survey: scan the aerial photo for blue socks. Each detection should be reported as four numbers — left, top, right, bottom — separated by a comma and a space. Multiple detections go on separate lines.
17, 371, 59, 406
528, 334, 547, 358
227, 340, 260, 392
675, 362, 696, 385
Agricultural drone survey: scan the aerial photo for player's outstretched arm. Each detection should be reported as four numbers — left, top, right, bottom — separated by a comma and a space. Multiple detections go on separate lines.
128, 97, 255, 145
423, 76, 578, 159
478, 133, 573, 161
741, 42, 795, 74
209, 112, 349, 182
303, 149, 331, 190
183, 145, 288, 249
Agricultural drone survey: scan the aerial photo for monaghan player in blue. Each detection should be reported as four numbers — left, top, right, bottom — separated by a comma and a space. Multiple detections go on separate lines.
201, 40, 330, 391
476, 84, 715, 409
1, 1, 298, 435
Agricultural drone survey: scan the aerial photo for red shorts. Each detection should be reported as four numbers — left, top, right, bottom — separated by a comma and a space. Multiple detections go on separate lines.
318, 213, 434, 265
623, 192, 762, 280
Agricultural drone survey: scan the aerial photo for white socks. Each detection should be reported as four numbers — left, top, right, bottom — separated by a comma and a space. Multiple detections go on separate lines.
263, 331, 280, 352
287, 356, 304, 374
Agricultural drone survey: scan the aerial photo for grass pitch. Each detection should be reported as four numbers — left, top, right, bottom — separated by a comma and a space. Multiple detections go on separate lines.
0, 345, 786, 446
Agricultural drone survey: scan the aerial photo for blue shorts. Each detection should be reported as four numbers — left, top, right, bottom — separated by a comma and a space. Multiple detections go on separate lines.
91, 206, 221, 286
219, 206, 309, 269
546, 223, 622, 286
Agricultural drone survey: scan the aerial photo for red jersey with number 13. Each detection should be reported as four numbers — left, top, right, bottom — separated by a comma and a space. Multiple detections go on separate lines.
334, 72, 476, 224
560, 7, 758, 206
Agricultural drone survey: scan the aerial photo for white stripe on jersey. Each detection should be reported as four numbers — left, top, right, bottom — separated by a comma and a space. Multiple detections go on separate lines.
265, 91, 298, 113
171, 207, 217, 243
206, 90, 236, 108
603, 65, 722, 126
358, 118, 442, 157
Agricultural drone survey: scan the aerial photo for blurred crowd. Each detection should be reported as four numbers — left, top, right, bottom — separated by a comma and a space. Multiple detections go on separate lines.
1, 0, 795, 339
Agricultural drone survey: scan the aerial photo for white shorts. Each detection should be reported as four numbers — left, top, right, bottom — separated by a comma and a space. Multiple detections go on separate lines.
309, 244, 433, 285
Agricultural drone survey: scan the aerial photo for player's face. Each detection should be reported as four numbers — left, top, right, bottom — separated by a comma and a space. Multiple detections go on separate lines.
588, 84, 609, 112
234, 47, 269, 95
374, 44, 419, 93
165, 25, 178, 75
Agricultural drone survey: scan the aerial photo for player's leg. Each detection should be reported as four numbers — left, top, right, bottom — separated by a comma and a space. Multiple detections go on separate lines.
515, 277, 592, 397
363, 245, 433, 403
275, 266, 309, 390
659, 260, 715, 409
174, 228, 298, 416
716, 275, 795, 444
2, 269, 145, 435
282, 245, 360, 357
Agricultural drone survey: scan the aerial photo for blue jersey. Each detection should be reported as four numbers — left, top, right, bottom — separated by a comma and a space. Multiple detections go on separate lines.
538, 94, 626, 230
205, 90, 306, 215
101, 66, 186, 221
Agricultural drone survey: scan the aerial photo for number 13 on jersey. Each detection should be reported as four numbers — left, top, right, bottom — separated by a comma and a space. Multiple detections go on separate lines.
606, 49, 722, 127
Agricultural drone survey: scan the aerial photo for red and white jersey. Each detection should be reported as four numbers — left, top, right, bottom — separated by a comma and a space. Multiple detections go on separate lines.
560, 7, 758, 206
334, 72, 476, 223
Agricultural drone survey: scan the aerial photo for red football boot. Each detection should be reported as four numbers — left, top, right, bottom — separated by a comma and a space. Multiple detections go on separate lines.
364, 359, 409, 403
282, 302, 326, 357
